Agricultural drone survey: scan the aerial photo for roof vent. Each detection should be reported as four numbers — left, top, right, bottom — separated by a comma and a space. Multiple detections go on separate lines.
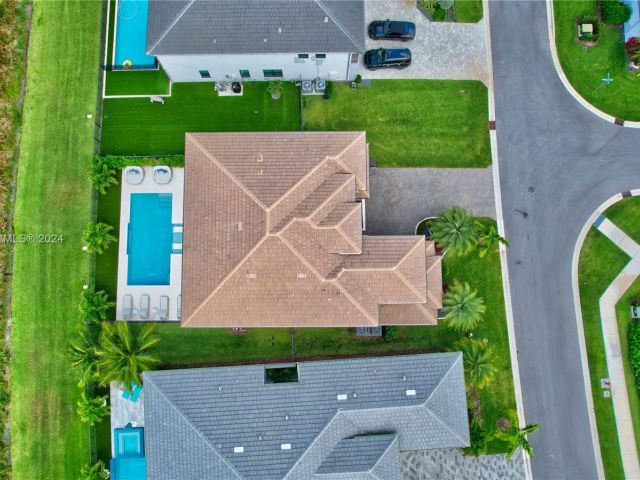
278, 26, 282, 33
406, 389, 417, 396
213, 38, 217, 44
257, 153, 263, 162
402, 375, 407, 381
247, 273, 257, 279
218, 385, 222, 391
281, 443, 291, 450
297, 273, 307, 279
234, 446, 245, 453
337, 393, 348, 401
258, 435, 264, 441
237, 222, 243, 231
323, 16, 329, 22
285, 414, 289, 420
352, 392, 357, 398
264, 38, 268, 43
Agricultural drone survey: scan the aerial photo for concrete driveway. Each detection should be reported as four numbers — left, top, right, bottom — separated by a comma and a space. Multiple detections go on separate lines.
363, 0, 487, 81
365, 167, 495, 235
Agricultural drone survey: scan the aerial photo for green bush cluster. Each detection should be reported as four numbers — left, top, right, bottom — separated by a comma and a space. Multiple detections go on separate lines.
629, 320, 640, 389
577, 15, 600, 42
601, 0, 632, 25
323, 81, 333, 100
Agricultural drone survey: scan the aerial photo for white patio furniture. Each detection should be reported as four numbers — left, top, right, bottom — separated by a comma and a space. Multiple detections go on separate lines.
159, 295, 169, 320
124, 166, 144, 185
177, 294, 182, 320
153, 166, 172, 185
122, 295, 133, 319
139, 294, 150, 319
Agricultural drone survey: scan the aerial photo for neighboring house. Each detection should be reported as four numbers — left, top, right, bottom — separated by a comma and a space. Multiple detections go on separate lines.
146, 0, 365, 82
623, 0, 640, 41
140, 353, 469, 480
181, 131, 442, 328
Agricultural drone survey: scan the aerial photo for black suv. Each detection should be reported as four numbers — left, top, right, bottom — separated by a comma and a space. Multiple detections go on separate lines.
368, 20, 416, 41
364, 48, 411, 70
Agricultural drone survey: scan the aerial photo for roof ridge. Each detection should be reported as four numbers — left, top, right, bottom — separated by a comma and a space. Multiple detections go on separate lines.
392, 240, 429, 303
188, 134, 268, 210
314, 0, 364, 51
181, 236, 268, 326
334, 204, 362, 254
142, 375, 246, 479
147, 0, 196, 55
368, 435, 398, 475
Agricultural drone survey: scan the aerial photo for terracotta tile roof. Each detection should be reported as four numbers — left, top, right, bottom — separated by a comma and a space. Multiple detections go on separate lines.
182, 132, 442, 327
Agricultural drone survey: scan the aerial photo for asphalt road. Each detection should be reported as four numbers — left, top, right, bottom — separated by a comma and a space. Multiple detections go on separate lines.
490, 1, 640, 479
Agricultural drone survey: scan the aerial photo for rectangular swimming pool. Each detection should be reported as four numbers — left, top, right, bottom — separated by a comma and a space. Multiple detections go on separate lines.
114, 0, 156, 68
127, 193, 172, 285
111, 425, 147, 480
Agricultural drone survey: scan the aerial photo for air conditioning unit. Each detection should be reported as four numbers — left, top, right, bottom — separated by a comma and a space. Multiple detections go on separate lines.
314, 79, 326, 94
301, 80, 313, 94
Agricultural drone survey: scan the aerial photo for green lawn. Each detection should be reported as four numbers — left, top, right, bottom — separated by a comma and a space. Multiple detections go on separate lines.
554, 0, 640, 121
303, 80, 491, 167
111, 219, 514, 452
605, 196, 640, 244
10, 1, 101, 479
101, 82, 301, 155
105, 69, 170, 96
454, 0, 483, 23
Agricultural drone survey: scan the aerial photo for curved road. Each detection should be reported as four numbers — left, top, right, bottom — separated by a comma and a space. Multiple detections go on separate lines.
490, 1, 640, 478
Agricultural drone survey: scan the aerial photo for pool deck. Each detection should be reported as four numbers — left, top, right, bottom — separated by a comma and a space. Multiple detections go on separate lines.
116, 166, 183, 321
110, 382, 145, 457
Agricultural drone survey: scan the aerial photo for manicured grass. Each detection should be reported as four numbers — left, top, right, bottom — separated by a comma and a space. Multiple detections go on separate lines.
101, 82, 301, 155
105, 68, 170, 96
95, 183, 121, 320
554, 0, 640, 121
10, 1, 101, 479
119, 220, 514, 452
579, 227, 633, 480
454, 0, 483, 23
303, 80, 491, 167
605, 196, 640, 244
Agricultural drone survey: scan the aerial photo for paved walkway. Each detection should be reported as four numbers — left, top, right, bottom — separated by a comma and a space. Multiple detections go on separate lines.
593, 215, 640, 479
363, 0, 487, 82
365, 167, 495, 235
401, 448, 526, 479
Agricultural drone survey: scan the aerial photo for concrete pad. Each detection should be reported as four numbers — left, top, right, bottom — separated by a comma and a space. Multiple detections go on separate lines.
596, 217, 640, 258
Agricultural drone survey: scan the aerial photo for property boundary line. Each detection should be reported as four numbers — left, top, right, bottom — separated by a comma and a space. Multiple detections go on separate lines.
483, 1, 532, 477
545, 0, 640, 129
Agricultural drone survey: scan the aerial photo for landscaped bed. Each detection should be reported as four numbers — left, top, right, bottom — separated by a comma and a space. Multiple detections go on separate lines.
578, 196, 640, 479
101, 82, 301, 155
554, 0, 640, 121
303, 80, 491, 168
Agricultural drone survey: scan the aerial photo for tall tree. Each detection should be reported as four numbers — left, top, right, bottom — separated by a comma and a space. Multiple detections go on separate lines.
97, 322, 160, 390
82, 222, 116, 254
79, 461, 109, 480
430, 206, 477, 255
90, 161, 118, 194
79, 288, 114, 325
476, 221, 509, 258
495, 411, 541, 459
454, 338, 497, 389
69, 329, 100, 387
442, 280, 486, 332
77, 391, 110, 425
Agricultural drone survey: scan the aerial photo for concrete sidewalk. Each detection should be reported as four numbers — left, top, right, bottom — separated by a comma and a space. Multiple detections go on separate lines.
594, 215, 640, 480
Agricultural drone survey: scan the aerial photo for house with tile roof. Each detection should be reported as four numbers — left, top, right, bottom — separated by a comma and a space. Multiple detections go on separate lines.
181, 131, 442, 328
145, 0, 365, 82
138, 353, 469, 480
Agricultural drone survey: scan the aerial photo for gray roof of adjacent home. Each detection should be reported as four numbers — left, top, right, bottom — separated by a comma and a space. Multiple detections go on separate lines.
142, 353, 469, 480
146, 0, 365, 56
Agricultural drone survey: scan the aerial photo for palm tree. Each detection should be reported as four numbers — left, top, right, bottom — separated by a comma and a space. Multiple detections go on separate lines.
454, 338, 497, 389
90, 161, 118, 195
463, 420, 494, 457
495, 410, 540, 459
69, 329, 101, 387
77, 391, 110, 425
80, 460, 109, 480
442, 281, 486, 332
476, 221, 509, 258
97, 322, 160, 390
79, 288, 114, 324
430, 206, 477, 256
82, 222, 116, 254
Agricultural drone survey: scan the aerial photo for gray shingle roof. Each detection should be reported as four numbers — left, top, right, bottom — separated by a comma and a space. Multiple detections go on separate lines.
315, 434, 397, 476
146, 0, 365, 55
142, 353, 469, 480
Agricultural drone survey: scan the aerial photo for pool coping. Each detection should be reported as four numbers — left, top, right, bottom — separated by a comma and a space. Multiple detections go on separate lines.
116, 167, 184, 322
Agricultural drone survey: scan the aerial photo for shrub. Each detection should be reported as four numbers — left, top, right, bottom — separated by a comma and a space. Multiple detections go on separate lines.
267, 80, 282, 99
93, 154, 184, 170
430, 206, 477, 255
384, 326, 399, 341
433, 5, 447, 21
419, 0, 438, 14
355, 74, 362, 84
79, 288, 115, 325
629, 320, 640, 389
80, 461, 109, 480
323, 80, 333, 100
77, 391, 110, 425
601, 0, 632, 25
439, 0, 454, 9
82, 222, 116, 254
625, 37, 638, 53
442, 280, 486, 332
577, 15, 600, 42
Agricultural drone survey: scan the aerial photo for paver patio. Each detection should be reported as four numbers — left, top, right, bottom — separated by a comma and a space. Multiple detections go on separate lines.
363, 0, 488, 81
365, 166, 495, 235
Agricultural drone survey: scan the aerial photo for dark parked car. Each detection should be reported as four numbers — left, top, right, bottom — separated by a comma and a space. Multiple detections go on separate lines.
364, 48, 411, 70
368, 20, 416, 41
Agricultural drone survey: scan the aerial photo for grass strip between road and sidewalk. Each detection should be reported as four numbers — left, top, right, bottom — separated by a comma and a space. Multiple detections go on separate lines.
10, 1, 102, 479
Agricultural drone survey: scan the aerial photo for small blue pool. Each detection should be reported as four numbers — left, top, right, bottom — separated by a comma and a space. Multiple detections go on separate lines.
127, 193, 172, 285
111, 424, 147, 480
114, 0, 156, 68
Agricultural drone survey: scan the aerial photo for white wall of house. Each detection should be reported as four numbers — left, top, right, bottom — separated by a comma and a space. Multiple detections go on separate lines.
156, 52, 361, 82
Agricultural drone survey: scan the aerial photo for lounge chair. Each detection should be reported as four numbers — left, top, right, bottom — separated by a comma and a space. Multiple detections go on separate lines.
139, 294, 150, 319
122, 295, 133, 319
153, 166, 172, 185
124, 166, 144, 185
177, 294, 182, 320
159, 295, 169, 320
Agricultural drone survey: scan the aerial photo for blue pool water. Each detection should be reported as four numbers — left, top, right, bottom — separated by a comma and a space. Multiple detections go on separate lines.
110, 424, 147, 480
114, 0, 156, 68
127, 193, 172, 285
